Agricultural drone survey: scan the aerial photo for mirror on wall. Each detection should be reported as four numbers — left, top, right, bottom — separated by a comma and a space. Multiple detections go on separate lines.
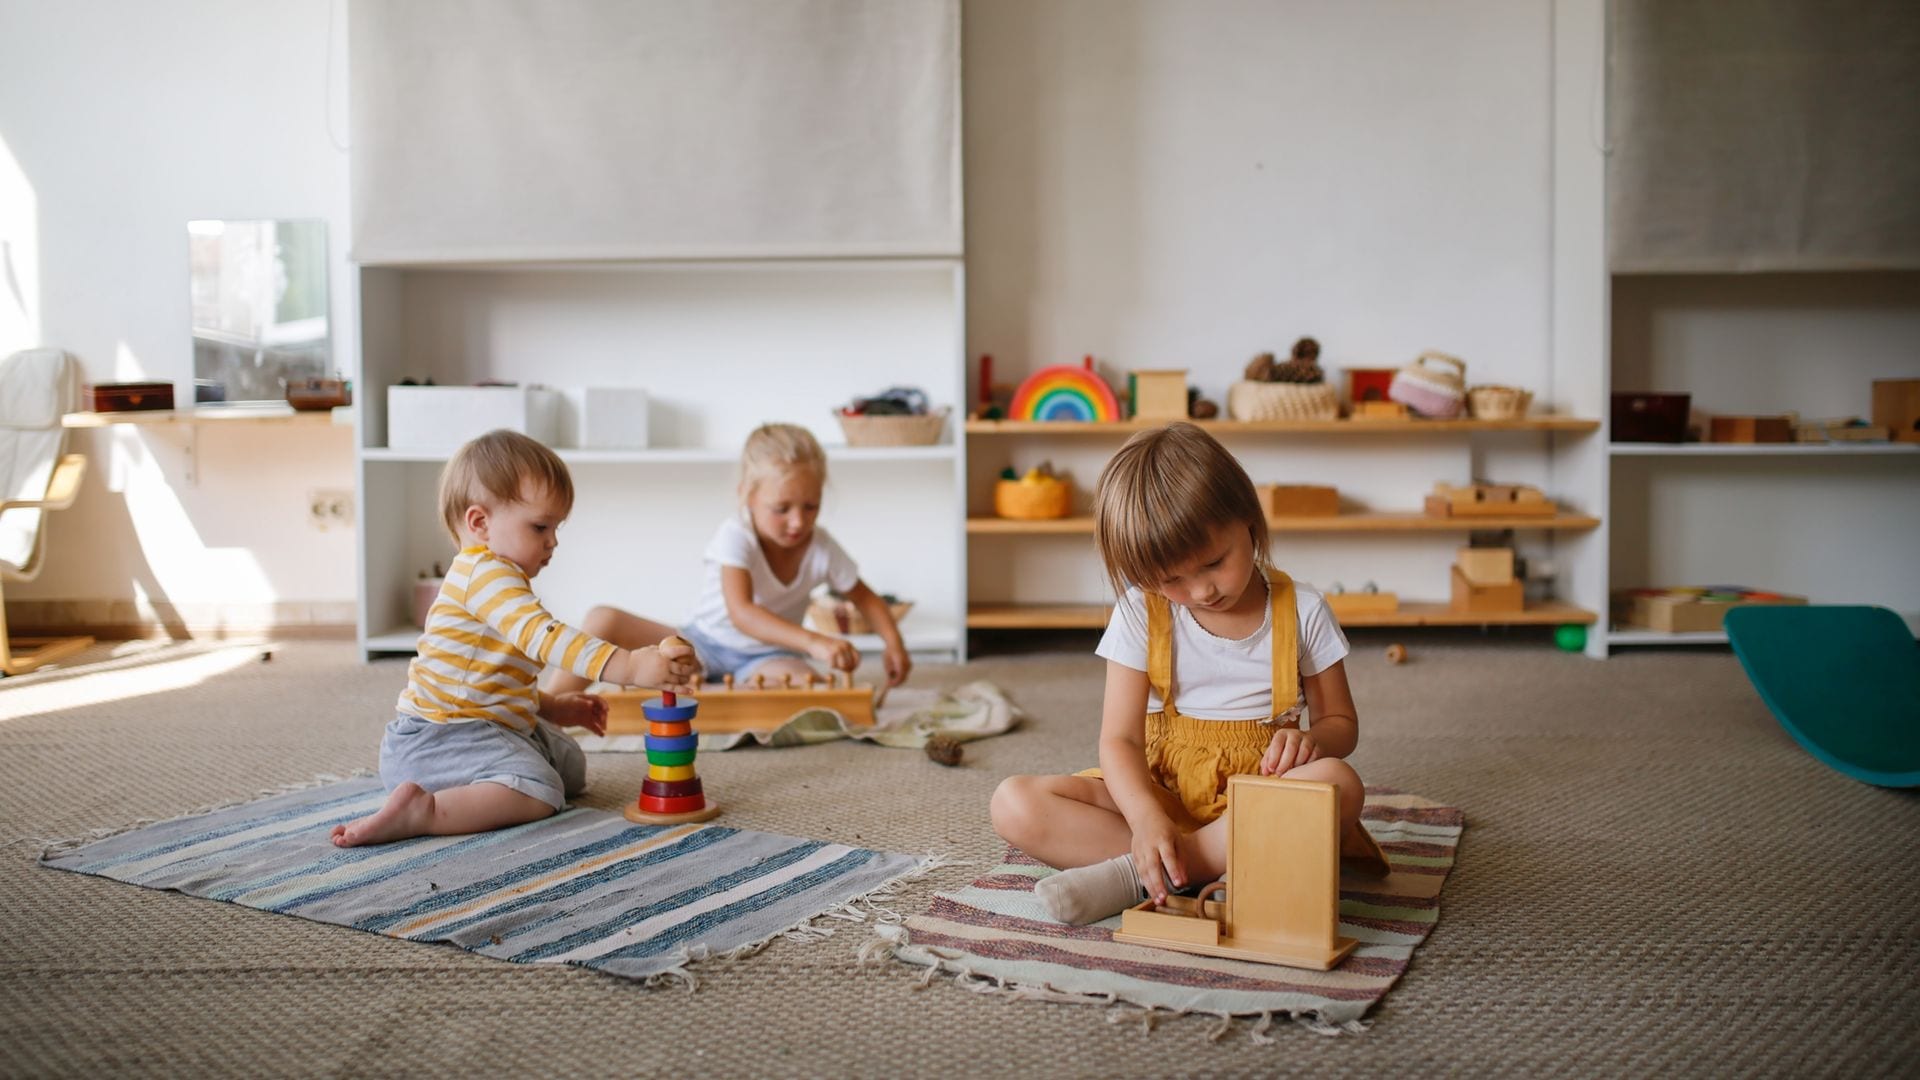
189, 219, 330, 406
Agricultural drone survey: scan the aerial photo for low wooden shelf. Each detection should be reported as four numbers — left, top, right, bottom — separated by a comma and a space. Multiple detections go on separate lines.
967, 600, 1596, 630
63, 406, 343, 428
967, 511, 1601, 535
966, 417, 1601, 436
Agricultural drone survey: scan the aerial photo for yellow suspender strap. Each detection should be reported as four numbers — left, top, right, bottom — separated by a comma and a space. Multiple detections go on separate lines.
1145, 590, 1175, 713
1267, 568, 1301, 724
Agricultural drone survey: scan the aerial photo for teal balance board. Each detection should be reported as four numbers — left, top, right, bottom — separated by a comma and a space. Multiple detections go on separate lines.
1724, 605, 1920, 788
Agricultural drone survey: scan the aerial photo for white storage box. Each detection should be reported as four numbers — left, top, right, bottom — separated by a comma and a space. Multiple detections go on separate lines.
559, 387, 650, 449
386, 385, 562, 452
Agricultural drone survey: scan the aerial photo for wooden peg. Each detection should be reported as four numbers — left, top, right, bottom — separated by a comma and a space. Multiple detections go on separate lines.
723, 673, 735, 691
784, 673, 797, 689
753, 673, 766, 690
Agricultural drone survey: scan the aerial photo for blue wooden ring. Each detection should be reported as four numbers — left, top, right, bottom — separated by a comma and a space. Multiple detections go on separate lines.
642, 700, 700, 722
644, 733, 699, 753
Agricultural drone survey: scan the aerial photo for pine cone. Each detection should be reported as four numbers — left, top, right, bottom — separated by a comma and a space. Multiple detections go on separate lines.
1243, 353, 1277, 382
1272, 357, 1325, 384
1291, 337, 1321, 362
1191, 398, 1219, 419
924, 735, 964, 767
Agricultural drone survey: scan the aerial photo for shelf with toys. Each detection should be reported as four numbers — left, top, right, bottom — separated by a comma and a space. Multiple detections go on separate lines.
965, 346, 1603, 643
352, 259, 970, 662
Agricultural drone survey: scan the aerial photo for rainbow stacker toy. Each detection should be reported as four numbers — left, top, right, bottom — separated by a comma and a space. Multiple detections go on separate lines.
1008, 356, 1122, 422
624, 676, 722, 826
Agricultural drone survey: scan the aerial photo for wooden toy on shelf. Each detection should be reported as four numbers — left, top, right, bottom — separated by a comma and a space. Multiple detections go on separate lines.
1326, 582, 1398, 619
1350, 400, 1411, 421
1008, 357, 1122, 422
1128, 369, 1189, 420
624, 637, 722, 826
994, 464, 1072, 519
1872, 378, 1920, 443
1424, 482, 1556, 518
1112, 775, 1392, 971
1450, 545, 1522, 614
1708, 415, 1794, 444
1616, 587, 1807, 634
1256, 483, 1339, 517
1793, 417, 1890, 443
605, 669, 876, 736
1344, 367, 1398, 409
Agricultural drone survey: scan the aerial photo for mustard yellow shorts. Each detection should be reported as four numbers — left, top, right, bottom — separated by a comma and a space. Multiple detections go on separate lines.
1077, 711, 1274, 826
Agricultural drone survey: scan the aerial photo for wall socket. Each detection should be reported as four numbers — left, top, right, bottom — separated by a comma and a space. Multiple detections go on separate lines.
309, 489, 354, 531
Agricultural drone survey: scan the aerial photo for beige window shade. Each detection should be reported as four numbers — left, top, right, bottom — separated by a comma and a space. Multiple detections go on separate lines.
1608, 0, 1920, 272
349, 0, 960, 263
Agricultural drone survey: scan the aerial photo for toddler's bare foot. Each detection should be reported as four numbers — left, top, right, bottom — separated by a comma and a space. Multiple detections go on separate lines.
331, 782, 434, 847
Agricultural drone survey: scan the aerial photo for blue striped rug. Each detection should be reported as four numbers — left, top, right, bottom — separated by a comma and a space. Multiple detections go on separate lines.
41, 777, 926, 982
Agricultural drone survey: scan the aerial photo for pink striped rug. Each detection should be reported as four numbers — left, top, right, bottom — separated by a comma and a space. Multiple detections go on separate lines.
871, 789, 1461, 1037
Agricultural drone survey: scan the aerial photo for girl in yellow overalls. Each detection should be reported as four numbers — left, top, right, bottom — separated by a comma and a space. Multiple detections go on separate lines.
991, 422, 1368, 924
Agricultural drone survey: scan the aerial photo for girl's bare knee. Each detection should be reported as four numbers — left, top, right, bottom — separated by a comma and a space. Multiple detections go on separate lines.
582, 605, 625, 638
990, 775, 1039, 843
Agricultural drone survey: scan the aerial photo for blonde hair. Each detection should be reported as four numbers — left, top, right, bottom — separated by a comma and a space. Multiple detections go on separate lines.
739, 423, 827, 498
1093, 422, 1270, 595
439, 429, 574, 543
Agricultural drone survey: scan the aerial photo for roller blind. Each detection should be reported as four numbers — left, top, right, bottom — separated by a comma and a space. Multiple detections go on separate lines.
349, 0, 960, 263
1608, 0, 1920, 272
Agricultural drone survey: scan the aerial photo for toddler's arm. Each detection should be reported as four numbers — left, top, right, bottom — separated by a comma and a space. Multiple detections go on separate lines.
843, 580, 910, 686
1261, 660, 1360, 774
718, 566, 858, 671
466, 552, 696, 693
1096, 661, 1186, 904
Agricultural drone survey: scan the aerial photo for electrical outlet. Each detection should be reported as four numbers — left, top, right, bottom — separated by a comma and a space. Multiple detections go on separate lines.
309, 489, 354, 530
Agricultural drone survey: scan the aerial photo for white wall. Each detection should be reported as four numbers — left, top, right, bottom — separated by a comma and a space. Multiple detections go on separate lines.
0, 0, 358, 628
963, 0, 1580, 608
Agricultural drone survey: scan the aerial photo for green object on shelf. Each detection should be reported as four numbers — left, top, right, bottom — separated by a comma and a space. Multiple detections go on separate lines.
1724, 605, 1919, 788
999, 466, 1018, 480
1554, 624, 1586, 652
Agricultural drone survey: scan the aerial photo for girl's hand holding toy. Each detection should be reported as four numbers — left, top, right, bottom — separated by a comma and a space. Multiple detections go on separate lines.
1131, 814, 1188, 907
808, 634, 860, 673
883, 642, 912, 688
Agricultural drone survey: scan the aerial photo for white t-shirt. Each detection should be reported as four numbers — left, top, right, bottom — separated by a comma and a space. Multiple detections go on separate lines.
1094, 577, 1349, 723
682, 516, 861, 653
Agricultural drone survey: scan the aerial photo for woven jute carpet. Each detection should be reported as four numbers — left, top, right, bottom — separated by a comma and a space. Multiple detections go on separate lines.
4, 633, 1917, 1076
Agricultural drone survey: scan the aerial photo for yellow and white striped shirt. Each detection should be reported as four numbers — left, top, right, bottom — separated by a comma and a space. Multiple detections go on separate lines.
397, 546, 616, 734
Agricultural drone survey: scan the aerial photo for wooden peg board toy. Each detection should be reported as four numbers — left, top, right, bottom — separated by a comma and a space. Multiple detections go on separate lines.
605, 670, 876, 736
1424, 481, 1556, 518
1112, 775, 1393, 971
624, 665, 722, 826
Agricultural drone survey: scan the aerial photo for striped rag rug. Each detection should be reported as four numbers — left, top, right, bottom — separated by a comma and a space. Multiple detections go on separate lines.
871, 789, 1462, 1037
41, 777, 927, 983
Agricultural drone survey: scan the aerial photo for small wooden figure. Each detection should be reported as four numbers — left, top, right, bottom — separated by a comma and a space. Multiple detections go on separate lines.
624, 636, 721, 826
1112, 775, 1392, 971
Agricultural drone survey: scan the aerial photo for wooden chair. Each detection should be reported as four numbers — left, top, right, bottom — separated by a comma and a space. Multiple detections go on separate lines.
0, 348, 92, 675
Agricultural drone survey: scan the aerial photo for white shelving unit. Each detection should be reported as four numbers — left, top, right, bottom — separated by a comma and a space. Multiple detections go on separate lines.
351, 259, 969, 662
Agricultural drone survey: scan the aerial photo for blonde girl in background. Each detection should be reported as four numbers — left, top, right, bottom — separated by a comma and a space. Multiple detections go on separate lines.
990, 422, 1368, 924
546, 423, 910, 696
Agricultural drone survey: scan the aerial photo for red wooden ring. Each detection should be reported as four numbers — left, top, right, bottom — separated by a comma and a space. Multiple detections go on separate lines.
641, 777, 705, 799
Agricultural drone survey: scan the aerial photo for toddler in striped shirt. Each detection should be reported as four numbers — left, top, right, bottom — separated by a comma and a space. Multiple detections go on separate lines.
332, 430, 700, 847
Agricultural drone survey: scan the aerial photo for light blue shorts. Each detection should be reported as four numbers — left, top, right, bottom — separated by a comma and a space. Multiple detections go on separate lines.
379, 714, 586, 811
681, 625, 810, 683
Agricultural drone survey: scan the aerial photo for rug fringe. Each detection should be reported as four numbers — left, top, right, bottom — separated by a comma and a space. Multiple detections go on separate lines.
866, 923, 1371, 1041
27, 770, 375, 859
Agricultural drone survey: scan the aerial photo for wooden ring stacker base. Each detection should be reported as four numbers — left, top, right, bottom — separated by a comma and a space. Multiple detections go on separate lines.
624, 800, 722, 826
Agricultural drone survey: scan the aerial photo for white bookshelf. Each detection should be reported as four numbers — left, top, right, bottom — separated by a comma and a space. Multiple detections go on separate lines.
1609, 442, 1920, 457
351, 260, 969, 662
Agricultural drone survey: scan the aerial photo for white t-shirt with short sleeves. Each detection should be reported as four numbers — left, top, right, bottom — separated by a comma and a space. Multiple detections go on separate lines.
682, 516, 861, 654
1094, 577, 1349, 724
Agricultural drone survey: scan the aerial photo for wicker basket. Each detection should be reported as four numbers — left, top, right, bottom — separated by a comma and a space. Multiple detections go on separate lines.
834, 406, 949, 447
1226, 380, 1340, 422
1467, 385, 1533, 420
994, 475, 1072, 519
806, 595, 914, 635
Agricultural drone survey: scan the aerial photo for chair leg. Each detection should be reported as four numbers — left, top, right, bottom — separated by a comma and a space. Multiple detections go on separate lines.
0, 579, 94, 675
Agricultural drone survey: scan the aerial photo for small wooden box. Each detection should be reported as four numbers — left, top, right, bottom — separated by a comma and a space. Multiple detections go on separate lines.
1794, 418, 1889, 443
1345, 368, 1397, 406
1258, 483, 1339, 517
1611, 392, 1691, 442
1456, 546, 1515, 586
1450, 565, 1524, 614
1708, 415, 1794, 443
1623, 588, 1806, 633
1327, 591, 1399, 619
1872, 379, 1920, 444
83, 381, 174, 412
1424, 482, 1556, 518
1130, 370, 1190, 420
1349, 400, 1410, 421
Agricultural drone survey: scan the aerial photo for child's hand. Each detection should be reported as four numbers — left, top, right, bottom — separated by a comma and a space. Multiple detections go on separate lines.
807, 634, 860, 673
609, 641, 701, 694
548, 692, 608, 736
1132, 816, 1187, 906
1260, 726, 1321, 775
882, 642, 911, 687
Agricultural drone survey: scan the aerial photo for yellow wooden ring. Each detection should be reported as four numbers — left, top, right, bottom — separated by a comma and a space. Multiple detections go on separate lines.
648, 763, 697, 782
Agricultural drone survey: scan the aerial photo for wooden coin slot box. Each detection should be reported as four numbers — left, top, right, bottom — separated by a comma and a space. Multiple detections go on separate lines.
1708, 415, 1793, 443
1425, 482, 1555, 518
83, 381, 174, 412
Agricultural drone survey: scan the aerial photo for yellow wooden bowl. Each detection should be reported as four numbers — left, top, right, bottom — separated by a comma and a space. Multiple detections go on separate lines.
994, 476, 1071, 519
